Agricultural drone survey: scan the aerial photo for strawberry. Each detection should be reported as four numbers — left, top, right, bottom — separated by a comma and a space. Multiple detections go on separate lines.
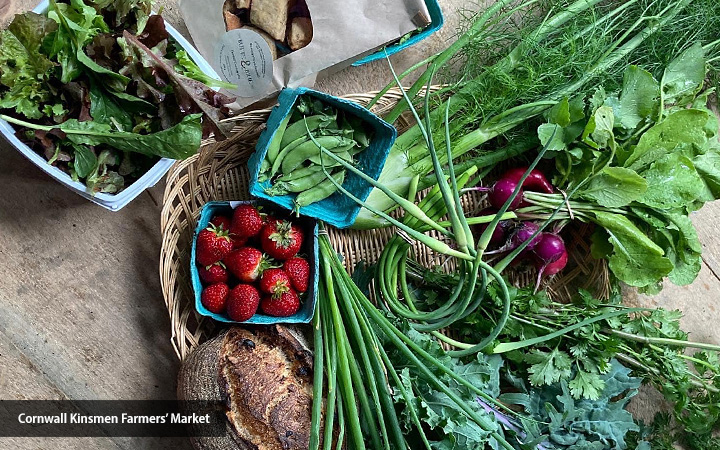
226, 284, 260, 322
210, 215, 232, 231
196, 224, 234, 266
259, 220, 304, 260
283, 257, 310, 292
232, 236, 249, 249
261, 289, 300, 317
259, 268, 291, 297
201, 283, 229, 314
224, 247, 274, 283
198, 262, 229, 284
231, 204, 264, 240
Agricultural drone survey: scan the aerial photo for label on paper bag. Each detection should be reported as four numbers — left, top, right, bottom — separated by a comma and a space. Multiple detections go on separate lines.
214, 29, 273, 98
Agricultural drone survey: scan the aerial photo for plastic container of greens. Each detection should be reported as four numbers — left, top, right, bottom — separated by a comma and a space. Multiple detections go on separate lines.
247, 87, 396, 228
0, 0, 221, 211
352, 0, 443, 66
191, 200, 319, 324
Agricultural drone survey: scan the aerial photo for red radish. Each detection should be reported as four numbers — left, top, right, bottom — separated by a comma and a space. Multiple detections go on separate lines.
533, 233, 566, 264
534, 250, 568, 293
532, 233, 568, 293
540, 251, 568, 276
502, 167, 554, 194
510, 222, 541, 251
475, 208, 513, 247
488, 178, 523, 210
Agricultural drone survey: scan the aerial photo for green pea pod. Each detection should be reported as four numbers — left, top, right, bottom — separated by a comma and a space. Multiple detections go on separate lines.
266, 114, 292, 165
306, 149, 352, 167
270, 135, 312, 177
280, 137, 354, 175
281, 114, 337, 148
295, 170, 346, 209
277, 165, 324, 182
280, 170, 332, 193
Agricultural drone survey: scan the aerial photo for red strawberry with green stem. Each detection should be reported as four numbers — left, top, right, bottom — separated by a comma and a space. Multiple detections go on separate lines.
283, 257, 309, 292
196, 224, 234, 266
199, 261, 229, 284
259, 268, 291, 297
210, 215, 232, 231
261, 289, 300, 317
224, 247, 275, 283
259, 220, 304, 260
201, 283, 229, 314
226, 284, 260, 322
231, 204, 264, 240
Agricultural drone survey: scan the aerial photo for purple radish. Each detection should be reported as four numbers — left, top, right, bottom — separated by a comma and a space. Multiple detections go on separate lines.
510, 221, 541, 251
488, 178, 523, 210
475, 208, 513, 247
502, 167, 554, 194
533, 233, 566, 264
532, 233, 568, 292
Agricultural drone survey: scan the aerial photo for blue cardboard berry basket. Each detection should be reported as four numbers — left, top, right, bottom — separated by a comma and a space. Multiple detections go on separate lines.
352, 0, 443, 66
0, 0, 223, 211
191, 200, 319, 324
247, 87, 397, 228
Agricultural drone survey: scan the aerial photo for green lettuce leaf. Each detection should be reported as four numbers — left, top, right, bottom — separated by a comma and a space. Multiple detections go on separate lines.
60, 113, 203, 159
579, 167, 647, 208
661, 42, 706, 107
0, 13, 58, 118
606, 65, 659, 131
591, 211, 673, 288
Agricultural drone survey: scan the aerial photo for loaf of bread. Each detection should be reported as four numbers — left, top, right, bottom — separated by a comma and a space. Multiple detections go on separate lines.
177, 325, 321, 450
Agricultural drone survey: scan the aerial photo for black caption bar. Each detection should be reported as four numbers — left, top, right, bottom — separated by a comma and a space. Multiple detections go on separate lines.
0, 401, 226, 437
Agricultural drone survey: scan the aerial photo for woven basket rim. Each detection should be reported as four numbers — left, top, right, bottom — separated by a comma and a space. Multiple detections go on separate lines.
159, 86, 609, 360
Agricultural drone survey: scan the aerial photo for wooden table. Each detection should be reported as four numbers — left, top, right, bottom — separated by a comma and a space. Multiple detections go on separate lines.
1, 1, 718, 448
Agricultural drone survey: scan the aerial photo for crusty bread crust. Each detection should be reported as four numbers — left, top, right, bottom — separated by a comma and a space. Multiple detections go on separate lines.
219, 326, 316, 450
178, 325, 320, 450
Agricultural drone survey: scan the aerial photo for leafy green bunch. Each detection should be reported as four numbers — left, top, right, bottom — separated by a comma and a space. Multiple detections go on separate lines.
0, 0, 235, 193
521, 43, 720, 292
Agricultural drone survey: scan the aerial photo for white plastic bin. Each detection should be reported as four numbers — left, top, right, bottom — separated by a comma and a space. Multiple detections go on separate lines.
0, 0, 222, 211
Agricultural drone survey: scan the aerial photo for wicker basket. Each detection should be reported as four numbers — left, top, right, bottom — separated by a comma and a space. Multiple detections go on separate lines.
159, 88, 609, 360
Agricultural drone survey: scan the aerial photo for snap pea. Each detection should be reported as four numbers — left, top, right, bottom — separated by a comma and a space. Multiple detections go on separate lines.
266, 114, 292, 165
270, 135, 312, 177
295, 170, 346, 208
306, 150, 352, 167
279, 169, 334, 193
280, 114, 336, 148
280, 137, 354, 175
276, 165, 323, 182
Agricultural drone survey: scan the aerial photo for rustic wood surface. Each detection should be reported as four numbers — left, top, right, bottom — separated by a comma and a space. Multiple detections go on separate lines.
0, 0, 718, 449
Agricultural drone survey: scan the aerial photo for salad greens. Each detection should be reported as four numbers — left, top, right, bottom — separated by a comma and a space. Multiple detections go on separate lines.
0, 0, 234, 194
521, 43, 720, 291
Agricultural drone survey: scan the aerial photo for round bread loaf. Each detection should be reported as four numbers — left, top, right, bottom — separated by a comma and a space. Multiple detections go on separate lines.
178, 325, 319, 450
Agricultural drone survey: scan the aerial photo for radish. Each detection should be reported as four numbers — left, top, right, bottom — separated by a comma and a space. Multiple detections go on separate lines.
533, 233, 566, 264
509, 221, 541, 251
475, 208, 513, 247
532, 233, 568, 292
488, 178, 523, 210
501, 167, 554, 194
